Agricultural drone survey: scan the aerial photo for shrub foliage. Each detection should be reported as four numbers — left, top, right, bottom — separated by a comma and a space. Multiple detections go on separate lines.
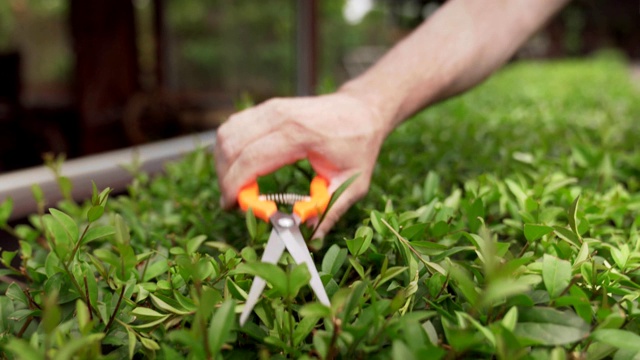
1, 55, 640, 359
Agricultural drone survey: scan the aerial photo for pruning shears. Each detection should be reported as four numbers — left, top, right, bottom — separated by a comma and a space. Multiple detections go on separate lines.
237, 176, 331, 325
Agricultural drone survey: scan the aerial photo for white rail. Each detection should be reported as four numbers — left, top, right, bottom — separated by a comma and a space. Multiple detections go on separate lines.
0, 130, 216, 221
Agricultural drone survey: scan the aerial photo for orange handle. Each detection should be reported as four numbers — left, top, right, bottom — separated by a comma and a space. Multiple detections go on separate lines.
237, 176, 330, 223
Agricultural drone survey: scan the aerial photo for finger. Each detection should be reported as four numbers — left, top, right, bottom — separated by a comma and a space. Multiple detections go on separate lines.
215, 101, 286, 167
219, 131, 307, 209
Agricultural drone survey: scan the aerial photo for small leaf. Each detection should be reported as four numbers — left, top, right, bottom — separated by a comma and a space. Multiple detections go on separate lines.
591, 329, 640, 352
245, 208, 257, 241
149, 294, 191, 315
423, 171, 440, 202
300, 303, 332, 318
50, 208, 79, 243
83, 225, 116, 244
502, 307, 518, 331
288, 264, 311, 298
345, 226, 373, 257
574, 242, 589, 267
208, 299, 235, 355
87, 205, 104, 222
321, 244, 347, 275
127, 328, 137, 360
0, 197, 13, 226
542, 255, 572, 299
553, 226, 581, 247
514, 307, 588, 346
524, 224, 554, 243
234, 262, 287, 296
4, 339, 42, 360
140, 337, 161, 351
186, 235, 207, 254
114, 214, 131, 245
31, 184, 44, 205
294, 315, 320, 346
568, 195, 580, 236
131, 307, 168, 319
376, 266, 407, 289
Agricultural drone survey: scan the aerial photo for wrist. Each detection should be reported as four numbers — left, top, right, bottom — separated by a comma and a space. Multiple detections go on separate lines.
337, 80, 399, 137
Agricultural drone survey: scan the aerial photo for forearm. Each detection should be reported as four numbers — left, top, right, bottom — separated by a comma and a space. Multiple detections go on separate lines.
339, 0, 569, 132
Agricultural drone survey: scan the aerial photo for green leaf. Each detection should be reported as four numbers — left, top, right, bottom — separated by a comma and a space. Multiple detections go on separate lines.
140, 337, 161, 351
591, 329, 640, 352
502, 307, 518, 331
87, 205, 104, 222
83, 225, 115, 244
186, 235, 207, 254
42, 291, 61, 335
131, 315, 170, 329
246, 208, 257, 241
31, 184, 44, 205
6, 283, 29, 307
610, 244, 629, 271
448, 262, 479, 306
481, 278, 531, 306
524, 224, 554, 242
289, 263, 311, 298
131, 307, 168, 320
58, 176, 73, 200
321, 244, 347, 275
208, 299, 235, 355
234, 262, 287, 296
300, 303, 332, 318
568, 195, 580, 236
1, 250, 17, 267
542, 255, 572, 299
4, 338, 43, 360
43, 215, 71, 258
345, 226, 373, 257
553, 226, 581, 247
423, 171, 440, 202
127, 328, 137, 360
0, 197, 13, 226
50, 208, 79, 244
149, 294, 191, 315
294, 315, 320, 346
514, 307, 589, 346
143, 259, 169, 282
113, 214, 131, 245
376, 266, 407, 289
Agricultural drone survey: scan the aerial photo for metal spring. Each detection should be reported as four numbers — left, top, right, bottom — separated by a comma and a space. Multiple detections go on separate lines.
259, 193, 310, 205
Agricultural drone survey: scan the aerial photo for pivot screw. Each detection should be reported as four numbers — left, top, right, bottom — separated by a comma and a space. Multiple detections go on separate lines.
277, 217, 295, 228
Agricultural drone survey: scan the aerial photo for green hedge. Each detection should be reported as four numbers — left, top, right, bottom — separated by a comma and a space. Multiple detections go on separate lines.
1, 54, 640, 359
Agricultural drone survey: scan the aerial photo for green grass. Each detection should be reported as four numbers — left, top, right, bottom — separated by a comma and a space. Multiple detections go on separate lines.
1, 54, 639, 359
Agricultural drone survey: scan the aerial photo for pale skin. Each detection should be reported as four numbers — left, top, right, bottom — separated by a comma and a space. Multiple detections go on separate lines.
215, 0, 570, 238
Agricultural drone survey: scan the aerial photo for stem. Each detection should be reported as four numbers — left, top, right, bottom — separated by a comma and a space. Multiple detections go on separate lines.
104, 285, 125, 333
381, 218, 444, 275
201, 313, 212, 360
84, 276, 93, 321
24, 288, 42, 310
17, 316, 33, 338
338, 261, 353, 287
66, 223, 92, 267
326, 318, 342, 360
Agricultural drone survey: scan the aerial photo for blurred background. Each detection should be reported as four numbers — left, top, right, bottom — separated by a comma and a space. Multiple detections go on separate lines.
0, 0, 638, 172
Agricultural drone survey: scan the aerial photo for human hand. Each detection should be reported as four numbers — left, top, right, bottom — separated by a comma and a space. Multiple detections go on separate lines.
214, 92, 390, 238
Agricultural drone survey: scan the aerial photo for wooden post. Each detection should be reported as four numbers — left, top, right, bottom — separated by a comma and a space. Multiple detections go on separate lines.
69, 0, 139, 154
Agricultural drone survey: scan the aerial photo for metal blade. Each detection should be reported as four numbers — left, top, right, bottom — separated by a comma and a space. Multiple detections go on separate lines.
274, 220, 331, 306
239, 229, 285, 326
